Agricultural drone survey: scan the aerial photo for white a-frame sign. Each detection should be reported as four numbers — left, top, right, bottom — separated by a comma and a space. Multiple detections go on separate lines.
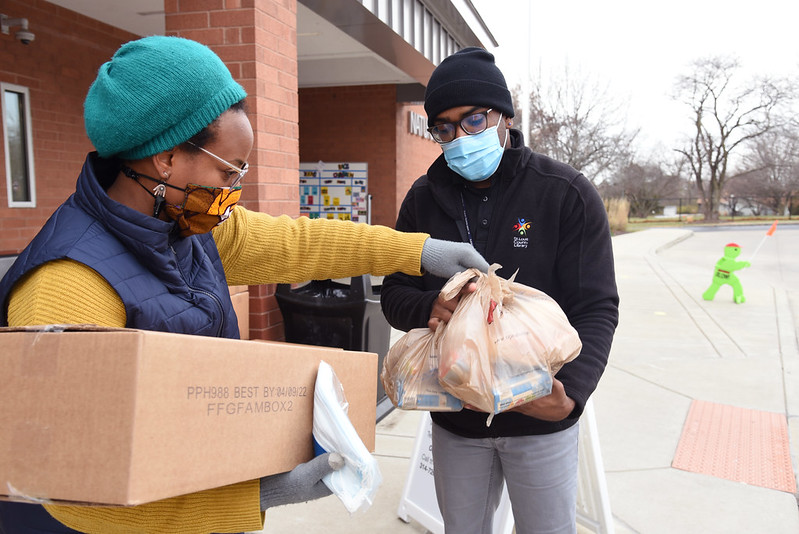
397, 398, 614, 534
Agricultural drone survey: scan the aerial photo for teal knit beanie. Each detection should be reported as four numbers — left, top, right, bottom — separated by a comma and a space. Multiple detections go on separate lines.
84, 36, 247, 160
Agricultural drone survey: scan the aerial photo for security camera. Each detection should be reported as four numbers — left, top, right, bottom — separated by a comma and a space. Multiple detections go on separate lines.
1, 14, 34, 45
16, 29, 34, 45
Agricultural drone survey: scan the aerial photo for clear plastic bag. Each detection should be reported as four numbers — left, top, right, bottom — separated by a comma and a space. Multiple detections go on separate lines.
438, 264, 582, 424
381, 325, 462, 411
312, 361, 382, 513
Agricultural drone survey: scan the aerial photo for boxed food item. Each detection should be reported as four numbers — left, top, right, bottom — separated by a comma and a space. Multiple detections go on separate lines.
381, 327, 462, 411
0, 325, 376, 506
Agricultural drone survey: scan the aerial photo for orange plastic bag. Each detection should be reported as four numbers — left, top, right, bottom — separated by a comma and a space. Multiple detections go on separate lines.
380, 325, 463, 412
438, 264, 582, 423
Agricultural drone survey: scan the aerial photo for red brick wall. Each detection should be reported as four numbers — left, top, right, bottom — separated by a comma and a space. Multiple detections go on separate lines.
0, 0, 136, 254
298, 85, 398, 228
395, 102, 442, 220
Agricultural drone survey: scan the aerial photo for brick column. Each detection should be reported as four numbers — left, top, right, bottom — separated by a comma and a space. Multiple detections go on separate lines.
165, 0, 299, 340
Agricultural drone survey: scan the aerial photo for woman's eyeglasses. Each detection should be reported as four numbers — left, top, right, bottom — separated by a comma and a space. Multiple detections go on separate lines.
427, 109, 493, 144
187, 141, 249, 187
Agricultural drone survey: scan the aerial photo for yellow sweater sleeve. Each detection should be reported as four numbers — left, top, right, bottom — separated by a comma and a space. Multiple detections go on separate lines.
44, 480, 261, 534
212, 206, 428, 285
7, 259, 127, 326
6, 260, 264, 534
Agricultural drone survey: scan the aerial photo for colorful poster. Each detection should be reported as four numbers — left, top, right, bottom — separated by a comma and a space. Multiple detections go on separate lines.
299, 162, 368, 222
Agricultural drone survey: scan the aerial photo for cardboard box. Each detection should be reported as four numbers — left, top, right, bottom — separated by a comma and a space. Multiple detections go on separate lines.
228, 285, 250, 340
0, 325, 377, 506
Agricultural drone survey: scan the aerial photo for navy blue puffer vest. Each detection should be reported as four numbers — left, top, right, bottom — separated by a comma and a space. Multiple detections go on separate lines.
0, 153, 240, 339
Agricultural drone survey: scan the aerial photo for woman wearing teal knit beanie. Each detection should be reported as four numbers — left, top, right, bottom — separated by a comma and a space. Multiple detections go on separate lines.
0, 36, 488, 534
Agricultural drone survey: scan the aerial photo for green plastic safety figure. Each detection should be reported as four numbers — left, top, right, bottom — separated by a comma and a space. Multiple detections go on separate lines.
702, 242, 751, 304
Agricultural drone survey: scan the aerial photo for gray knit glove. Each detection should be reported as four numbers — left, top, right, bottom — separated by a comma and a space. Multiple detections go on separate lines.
421, 238, 490, 278
259, 452, 345, 510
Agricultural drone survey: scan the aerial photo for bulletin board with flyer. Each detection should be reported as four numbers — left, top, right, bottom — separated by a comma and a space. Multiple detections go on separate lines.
299, 162, 369, 222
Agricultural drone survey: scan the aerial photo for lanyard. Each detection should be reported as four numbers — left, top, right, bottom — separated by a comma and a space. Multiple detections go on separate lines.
460, 191, 473, 246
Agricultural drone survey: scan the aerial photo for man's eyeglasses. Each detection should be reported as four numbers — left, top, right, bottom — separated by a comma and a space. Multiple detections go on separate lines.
187, 141, 249, 187
427, 109, 493, 144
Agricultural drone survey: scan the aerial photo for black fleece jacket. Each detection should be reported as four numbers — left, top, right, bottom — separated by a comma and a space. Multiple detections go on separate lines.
380, 129, 619, 438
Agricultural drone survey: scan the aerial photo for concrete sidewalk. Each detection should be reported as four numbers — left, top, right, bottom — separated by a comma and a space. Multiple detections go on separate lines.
258, 224, 799, 533
592, 225, 799, 533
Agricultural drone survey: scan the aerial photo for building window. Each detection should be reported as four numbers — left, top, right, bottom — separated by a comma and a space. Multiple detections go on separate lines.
2, 83, 36, 207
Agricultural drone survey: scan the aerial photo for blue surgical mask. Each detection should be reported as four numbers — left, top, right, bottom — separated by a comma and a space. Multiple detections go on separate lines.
441, 120, 507, 182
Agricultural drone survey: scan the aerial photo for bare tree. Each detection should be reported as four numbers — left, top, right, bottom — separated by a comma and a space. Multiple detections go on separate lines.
674, 56, 792, 221
600, 161, 682, 218
728, 125, 799, 215
512, 67, 638, 184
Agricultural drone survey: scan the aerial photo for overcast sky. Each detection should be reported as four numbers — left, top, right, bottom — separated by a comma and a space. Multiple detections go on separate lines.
470, 0, 799, 157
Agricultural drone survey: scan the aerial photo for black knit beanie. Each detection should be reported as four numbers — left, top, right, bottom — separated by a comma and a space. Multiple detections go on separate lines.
424, 47, 514, 126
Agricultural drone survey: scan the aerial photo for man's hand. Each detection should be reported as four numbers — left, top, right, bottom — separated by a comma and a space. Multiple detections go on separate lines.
428, 281, 477, 330
508, 378, 575, 422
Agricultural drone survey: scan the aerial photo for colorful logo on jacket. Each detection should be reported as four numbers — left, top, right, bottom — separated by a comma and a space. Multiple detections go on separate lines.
512, 217, 532, 248
513, 218, 532, 236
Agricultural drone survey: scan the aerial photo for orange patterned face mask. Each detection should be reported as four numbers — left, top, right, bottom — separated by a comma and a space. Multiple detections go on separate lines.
165, 183, 242, 237
121, 166, 243, 236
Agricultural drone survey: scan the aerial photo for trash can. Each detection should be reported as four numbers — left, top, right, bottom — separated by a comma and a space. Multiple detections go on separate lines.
275, 275, 394, 421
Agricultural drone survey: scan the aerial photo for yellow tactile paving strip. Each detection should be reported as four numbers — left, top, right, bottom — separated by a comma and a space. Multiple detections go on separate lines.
672, 400, 796, 493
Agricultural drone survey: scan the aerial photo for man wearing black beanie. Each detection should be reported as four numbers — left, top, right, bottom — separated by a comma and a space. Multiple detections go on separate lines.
381, 47, 619, 534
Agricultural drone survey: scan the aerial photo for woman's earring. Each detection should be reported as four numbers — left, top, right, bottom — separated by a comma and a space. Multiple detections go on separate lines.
153, 183, 166, 217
